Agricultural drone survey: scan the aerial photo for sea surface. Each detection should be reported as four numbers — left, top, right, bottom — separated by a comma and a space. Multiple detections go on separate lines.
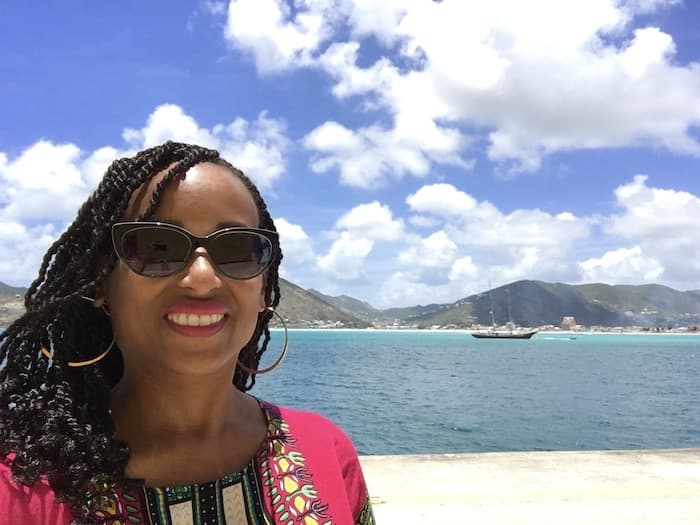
254, 330, 700, 455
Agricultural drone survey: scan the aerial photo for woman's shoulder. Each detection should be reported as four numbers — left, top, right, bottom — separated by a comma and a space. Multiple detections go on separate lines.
258, 399, 362, 464
260, 399, 351, 442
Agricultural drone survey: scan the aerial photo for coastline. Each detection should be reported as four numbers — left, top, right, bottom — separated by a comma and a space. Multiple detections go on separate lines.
275, 327, 700, 335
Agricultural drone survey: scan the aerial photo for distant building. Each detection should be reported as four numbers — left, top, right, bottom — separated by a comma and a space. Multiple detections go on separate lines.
561, 316, 577, 330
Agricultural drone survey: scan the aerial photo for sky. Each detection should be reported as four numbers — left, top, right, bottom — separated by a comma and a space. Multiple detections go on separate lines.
1, 0, 699, 308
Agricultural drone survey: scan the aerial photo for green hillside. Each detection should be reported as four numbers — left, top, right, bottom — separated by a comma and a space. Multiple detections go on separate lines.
276, 280, 369, 327
2, 279, 700, 329
307, 289, 384, 323
409, 280, 700, 328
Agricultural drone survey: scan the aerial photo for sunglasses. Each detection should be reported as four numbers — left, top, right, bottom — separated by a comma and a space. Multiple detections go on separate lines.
112, 222, 278, 280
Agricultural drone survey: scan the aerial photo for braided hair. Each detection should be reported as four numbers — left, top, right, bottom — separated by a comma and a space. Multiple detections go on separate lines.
0, 141, 283, 516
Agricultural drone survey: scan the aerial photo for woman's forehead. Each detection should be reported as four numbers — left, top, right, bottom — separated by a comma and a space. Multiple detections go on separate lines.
124, 162, 258, 224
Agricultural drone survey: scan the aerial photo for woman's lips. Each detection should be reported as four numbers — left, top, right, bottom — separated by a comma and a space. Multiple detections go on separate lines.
164, 300, 229, 337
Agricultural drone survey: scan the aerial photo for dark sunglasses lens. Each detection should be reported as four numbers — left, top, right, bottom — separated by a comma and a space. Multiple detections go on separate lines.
210, 231, 273, 279
120, 227, 191, 277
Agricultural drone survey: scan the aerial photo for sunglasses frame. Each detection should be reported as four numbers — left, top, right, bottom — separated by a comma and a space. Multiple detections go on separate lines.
111, 221, 278, 280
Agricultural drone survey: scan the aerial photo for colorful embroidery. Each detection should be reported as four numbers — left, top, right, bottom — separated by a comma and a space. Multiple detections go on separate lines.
71, 401, 369, 524
74, 486, 145, 524
257, 413, 331, 525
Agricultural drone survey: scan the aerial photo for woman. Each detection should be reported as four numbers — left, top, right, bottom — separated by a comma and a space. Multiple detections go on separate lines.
0, 142, 375, 524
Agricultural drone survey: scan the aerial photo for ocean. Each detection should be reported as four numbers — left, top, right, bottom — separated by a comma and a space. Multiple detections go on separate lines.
254, 330, 700, 455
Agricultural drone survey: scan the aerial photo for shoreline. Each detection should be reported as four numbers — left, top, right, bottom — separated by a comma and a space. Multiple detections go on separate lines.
274, 327, 700, 335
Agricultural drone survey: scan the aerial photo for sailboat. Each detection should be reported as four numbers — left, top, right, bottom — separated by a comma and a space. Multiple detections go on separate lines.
471, 287, 538, 339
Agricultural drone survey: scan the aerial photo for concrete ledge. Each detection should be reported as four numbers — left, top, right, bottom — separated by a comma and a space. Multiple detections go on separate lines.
359, 449, 700, 524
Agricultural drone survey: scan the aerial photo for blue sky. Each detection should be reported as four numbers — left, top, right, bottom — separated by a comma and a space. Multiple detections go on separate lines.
1, 0, 699, 307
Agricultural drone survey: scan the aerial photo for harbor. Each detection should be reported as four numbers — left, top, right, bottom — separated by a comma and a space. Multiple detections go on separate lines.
360, 448, 700, 524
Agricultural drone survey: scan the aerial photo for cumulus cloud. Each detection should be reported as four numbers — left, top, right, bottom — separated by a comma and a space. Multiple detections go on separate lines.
377, 268, 481, 309
578, 245, 664, 284
408, 215, 440, 228
405, 183, 591, 286
0, 141, 91, 224
334, 201, 406, 241
408, 183, 590, 249
315, 201, 408, 282
0, 104, 290, 285
316, 231, 373, 281
274, 217, 314, 263
0, 222, 59, 286
224, 0, 700, 181
595, 175, 700, 288
223, 0, 341, 73
124, 104, 289, 188
397, 231, 458, 282
303, 119, 470, 189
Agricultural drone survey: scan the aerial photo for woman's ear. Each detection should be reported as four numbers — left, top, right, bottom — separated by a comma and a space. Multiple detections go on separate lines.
94, 296, 107, 309
93, 266, 111, 310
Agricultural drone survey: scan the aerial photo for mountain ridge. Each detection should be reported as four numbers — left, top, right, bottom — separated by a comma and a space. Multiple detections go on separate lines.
2, 279, 700, 329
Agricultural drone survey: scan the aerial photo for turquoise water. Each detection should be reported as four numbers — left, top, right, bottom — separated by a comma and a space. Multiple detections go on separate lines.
3, 328, 698, 455
254, 330, 700, 455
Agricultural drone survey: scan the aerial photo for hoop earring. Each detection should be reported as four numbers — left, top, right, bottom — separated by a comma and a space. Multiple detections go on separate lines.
40, 334, 116, 368
237, 307, 288, 375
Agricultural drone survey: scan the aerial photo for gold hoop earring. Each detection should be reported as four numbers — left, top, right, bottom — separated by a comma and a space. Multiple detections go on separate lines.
40, 334, 116, 368
237, 307, 288, 375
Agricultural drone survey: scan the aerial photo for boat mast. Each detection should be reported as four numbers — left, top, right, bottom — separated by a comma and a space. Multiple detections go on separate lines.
507, 288, 513, 325
488, 281, 496, 327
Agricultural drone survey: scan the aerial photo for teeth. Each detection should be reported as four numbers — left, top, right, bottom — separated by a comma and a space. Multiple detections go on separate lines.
167, 313, 224, 327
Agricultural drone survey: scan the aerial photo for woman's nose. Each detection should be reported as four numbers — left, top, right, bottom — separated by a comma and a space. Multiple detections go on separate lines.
179, 248, 222, 292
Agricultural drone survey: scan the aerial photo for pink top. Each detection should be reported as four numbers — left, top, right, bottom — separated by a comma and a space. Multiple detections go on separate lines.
0, 401, 375, 524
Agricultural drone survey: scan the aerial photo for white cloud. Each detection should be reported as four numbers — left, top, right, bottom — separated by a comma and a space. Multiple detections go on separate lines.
395, 230, 459, 286
578, 245, 664, 283
448, 256, 478, 281
123, 104, 217, 148
0, 222, 59, 286
607, 175, 700, 238
304, 119, 470, 189
618, 27, 674, 79
313, 201, 406, 283
124, 104, 289, 188
406, 183, 480, 218
0, 141, 91, 223
408, 215, 440, 228
274, 217, 314, 263
408, 183, 590, 249
335, 201, 405, 241
223, 0, 340, 73
227, 0, 700, 179
596, 175, 700, 288
0, 104, 290, 286
398, 230, 456, 268
316, 231, 373, 281
403, 182, 592, 288
377, 269, 481, 309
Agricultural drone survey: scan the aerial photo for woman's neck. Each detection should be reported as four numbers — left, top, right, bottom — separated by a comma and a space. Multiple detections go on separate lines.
110, 368, 249, 439
110, 369, 267, 486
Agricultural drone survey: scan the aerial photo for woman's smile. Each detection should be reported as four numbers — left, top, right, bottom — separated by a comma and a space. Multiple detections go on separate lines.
165, 298, 230, 337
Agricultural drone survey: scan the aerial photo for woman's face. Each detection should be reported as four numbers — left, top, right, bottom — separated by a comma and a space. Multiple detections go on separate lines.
104, 162, 267, 379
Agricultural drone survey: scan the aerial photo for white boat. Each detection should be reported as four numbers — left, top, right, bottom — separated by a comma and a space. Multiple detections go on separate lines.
471, 287, 538, 339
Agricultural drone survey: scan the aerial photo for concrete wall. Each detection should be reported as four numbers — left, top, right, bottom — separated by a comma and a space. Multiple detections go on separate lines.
360, 448, 700, 524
